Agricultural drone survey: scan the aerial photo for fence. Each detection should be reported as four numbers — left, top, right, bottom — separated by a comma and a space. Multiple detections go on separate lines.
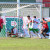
0, 0, 50, 37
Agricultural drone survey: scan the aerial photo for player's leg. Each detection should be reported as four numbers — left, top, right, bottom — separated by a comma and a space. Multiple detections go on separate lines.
29, 28, 35, 38
24, 29, 30, 37
46, 29, 49, 36
41, 29, 46, 38
34, 29, 39, 36
30, 29, 38, 38
35, 29, 41, 38
44, 29, 49, 38
35, 29, 39, 33
29, 28, 32, 38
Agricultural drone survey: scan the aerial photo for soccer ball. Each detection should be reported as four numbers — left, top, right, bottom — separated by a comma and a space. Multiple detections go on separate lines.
18, 34, 24, 38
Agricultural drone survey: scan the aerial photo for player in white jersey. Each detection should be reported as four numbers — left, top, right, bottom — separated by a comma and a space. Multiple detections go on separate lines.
33, 16, 41, 38
23, 16, 32, 37
33, 16, 39, 32
29, 16, 41, 38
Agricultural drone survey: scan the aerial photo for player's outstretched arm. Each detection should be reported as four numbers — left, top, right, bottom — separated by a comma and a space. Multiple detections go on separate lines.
47, 20, 50, 23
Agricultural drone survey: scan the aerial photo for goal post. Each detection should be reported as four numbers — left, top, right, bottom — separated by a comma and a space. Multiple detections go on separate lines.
17, 0, 42, 34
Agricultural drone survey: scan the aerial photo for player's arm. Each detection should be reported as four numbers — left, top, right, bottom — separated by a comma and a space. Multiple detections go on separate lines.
43, 20, 50, 24
30, 20, 32, 23
32, 20, 34, 23
28, 20, 32, 25
33, 20, 38, 24
46, 20, 50, 23
36, 21, 38, 24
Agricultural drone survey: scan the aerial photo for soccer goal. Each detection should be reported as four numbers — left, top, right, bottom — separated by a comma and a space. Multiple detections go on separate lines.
0, 0, 42, 37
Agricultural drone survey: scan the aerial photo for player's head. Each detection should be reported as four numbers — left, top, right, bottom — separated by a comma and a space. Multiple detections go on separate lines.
42, 18, 45, 21
27, 15, 30, 19
33, 16, 36, 18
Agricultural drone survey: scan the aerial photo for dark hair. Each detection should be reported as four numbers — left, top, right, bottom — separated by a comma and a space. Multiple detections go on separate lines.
27, 15, 30, 18
34, 16, 36, 18
42, 18, 45, 20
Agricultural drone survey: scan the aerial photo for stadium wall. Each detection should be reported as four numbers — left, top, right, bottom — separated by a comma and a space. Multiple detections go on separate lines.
42, 0, 50, 17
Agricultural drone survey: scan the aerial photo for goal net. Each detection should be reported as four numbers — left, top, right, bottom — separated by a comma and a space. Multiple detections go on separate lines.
0, 3, 42, 37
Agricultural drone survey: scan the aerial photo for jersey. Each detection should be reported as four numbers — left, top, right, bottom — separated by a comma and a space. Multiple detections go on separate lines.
27, 19, 32, 28
0, 18, 3, 27
32, 18, 39, 29
42, 20, 48, 29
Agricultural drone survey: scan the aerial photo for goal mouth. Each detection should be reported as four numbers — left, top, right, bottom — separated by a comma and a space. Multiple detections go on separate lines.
0, 2, 42, 37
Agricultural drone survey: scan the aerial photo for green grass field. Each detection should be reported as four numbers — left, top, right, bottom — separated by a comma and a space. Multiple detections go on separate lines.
0, 37, 50, 50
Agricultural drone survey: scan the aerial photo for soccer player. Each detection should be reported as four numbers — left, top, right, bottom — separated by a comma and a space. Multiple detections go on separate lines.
0, 16, 3, 32
7, 25, 18, 37
29, 16, 41, 38
27, 16, 33, 37
41, 18, 49, 38
32, 16, 40, 37
23, 15, 32, 37
27, 16, 32, 28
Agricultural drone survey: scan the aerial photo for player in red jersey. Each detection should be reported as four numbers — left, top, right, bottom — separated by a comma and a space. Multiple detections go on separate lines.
0, 16, 3, 32
41, 18, 49, 38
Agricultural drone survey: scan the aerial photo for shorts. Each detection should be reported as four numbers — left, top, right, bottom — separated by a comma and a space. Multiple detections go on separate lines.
0, 26, 1, 32
43, 28, 49, 33
29, 28, 39, 33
